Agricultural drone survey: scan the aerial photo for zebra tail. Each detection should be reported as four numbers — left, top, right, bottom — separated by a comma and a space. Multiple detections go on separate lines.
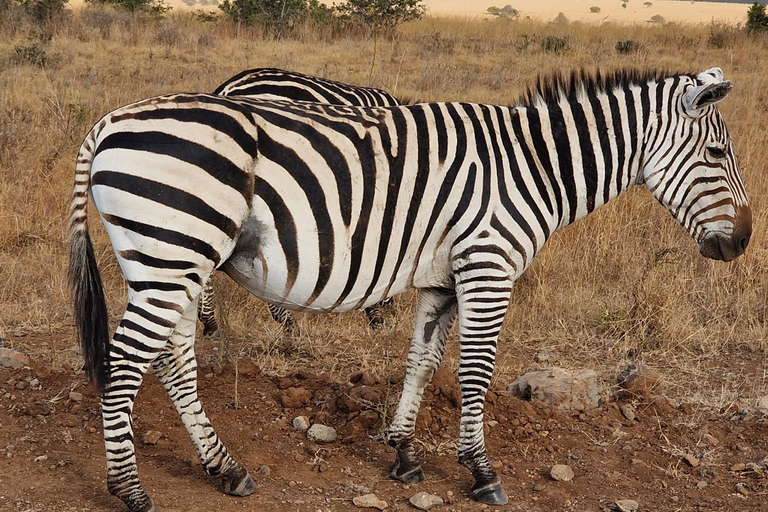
68, 127, 110, 395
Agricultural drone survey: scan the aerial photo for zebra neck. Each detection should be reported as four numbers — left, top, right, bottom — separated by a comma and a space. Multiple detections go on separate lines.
509, 90, 646, 232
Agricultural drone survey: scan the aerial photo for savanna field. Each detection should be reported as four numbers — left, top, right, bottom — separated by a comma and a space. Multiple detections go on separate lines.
2, 3, 768, 511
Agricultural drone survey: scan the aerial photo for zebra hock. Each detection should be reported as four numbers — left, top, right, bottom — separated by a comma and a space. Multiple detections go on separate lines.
69, 67, 750, 511
197, 68, 401, 337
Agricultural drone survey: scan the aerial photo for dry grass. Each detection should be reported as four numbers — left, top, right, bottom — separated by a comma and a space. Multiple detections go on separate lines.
2, 6, 768, 411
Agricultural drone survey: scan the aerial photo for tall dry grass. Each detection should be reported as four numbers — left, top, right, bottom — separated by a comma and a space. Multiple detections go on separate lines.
1, 6, 768, 409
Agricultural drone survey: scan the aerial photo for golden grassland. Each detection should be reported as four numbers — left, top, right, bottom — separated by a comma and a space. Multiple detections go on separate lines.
1, 7, 768, 410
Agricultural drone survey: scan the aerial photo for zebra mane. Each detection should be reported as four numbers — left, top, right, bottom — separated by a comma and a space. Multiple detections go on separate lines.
521, 68, 695, 106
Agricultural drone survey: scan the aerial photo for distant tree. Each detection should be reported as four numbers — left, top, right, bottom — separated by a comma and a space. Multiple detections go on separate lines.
219, 0, 333, 33
87, 0, 169, 14
590, 6, 601, 13
746, 2, 768, 33
18, 0, 68, 26
487, 4, 519, 19
337, 0, 425, 35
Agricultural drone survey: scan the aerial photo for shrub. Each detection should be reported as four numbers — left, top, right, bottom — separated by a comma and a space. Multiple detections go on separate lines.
746, 2, 768, 33
87, 0, 170, 15
649, 14, 664, 23
11, 41, 59, 66
219, 0, 334, 33
708, 20, 738, 48
552, 11, 567, 23
487, 4, 519, 19
542, 35, 569, 53
337, 0, 425, 34
18, 0, 68, 26
615, 39, 642, 54
589, 6, 600, 13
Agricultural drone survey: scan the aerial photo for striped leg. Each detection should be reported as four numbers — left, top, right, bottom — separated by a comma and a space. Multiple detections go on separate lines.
101, 297, 188, 512
152, 305, 256, 497
454, 278, 512, 505
363, 298, 394, 330
197, 278, 220, 338
387, 288, 458, 483
266, 303, 295, 332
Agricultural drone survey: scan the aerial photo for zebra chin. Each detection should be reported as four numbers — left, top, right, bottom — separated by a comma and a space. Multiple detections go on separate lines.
698, 213, 752, 262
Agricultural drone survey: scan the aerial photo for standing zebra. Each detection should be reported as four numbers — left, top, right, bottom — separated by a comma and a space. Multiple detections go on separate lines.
69, 67, 750, 511
198, 68, 401, 337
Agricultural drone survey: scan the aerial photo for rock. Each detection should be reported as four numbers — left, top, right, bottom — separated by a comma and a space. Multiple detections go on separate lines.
143, 431, 162, 445
236, 357, 259, 378
617, 364, 661, 396
532, 483, 546, 492
15, 381, 28, 390
349, 370, 378, 387
735, 482, 750, 495
25, 402, 51, 416
550, 464, 574, 482
258, 465, 271, 475
293, 416, 311, 432
0, 348, 30, 369
730, 463, 747, 472
69, 391, 83, 402
620, 404, 636, 421
409, 491, 443, 510
683, 454, 699, 467
352, 493, 388, 510
281, 387, 312, 409
306, 424, 336, 444
508, 368, 599, 411
34, 455, 48, 463
615, 500, 639, 512
696, 480, 708, 489
700, 434, 719, 447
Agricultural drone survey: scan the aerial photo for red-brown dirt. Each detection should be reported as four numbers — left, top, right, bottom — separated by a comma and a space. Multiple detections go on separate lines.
2, 336, 768, 512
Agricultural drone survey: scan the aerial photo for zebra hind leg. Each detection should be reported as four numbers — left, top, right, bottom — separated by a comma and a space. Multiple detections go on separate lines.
197, 278, 220, 339
152, 301, 256, 498
267, 302, 295, 332
386, 288, 457, 484
363, 297, 394, 330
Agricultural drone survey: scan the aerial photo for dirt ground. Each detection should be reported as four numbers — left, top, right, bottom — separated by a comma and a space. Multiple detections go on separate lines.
2, 334, 768, 512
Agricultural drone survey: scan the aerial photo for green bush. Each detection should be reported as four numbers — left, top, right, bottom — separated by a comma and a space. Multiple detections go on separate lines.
219, 0, 333, 33
18, 0, 68, 26
746, 2, 768, 33
87, 0, 169, 15
337, 0, 424, 34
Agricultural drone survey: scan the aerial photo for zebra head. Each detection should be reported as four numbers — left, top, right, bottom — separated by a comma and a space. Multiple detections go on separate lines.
642, 68, 751, 262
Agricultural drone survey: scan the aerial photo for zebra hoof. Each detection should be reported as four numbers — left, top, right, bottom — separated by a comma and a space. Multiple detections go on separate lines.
390, 465, 425, 484
472, 481, 509, 505
220, 467, 258, 496
203, 328, 221, 340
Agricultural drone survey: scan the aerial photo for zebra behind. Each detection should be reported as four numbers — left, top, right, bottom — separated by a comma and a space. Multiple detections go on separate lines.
198, 67, 402, 337
69, 67, 750, 511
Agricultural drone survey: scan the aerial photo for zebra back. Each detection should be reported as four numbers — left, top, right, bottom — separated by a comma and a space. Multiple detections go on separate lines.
213, 67, 403, 107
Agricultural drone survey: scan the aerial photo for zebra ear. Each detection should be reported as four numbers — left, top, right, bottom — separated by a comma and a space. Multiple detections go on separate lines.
683, 69, 732, 114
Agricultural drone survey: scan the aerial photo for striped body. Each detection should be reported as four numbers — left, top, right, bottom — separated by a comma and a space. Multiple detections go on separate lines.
198, 68, 401, 336
69, 68, 750, 511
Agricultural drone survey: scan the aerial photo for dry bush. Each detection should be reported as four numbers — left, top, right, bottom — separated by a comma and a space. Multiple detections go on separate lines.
1, 9, 767, 410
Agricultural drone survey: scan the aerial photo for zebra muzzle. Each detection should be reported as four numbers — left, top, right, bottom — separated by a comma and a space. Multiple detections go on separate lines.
698, 207, 752, 262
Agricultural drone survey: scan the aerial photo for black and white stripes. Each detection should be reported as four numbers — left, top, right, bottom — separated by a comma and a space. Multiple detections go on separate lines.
69, 67, 750, 511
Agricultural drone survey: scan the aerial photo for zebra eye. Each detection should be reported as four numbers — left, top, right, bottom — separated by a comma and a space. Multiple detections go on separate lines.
707, 146, 727, 160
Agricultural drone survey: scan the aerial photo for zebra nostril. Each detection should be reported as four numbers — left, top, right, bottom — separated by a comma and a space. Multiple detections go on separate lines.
739, 233, 750, 252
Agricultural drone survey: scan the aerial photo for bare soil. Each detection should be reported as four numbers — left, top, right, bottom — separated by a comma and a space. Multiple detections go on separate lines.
2, 334, 768, 512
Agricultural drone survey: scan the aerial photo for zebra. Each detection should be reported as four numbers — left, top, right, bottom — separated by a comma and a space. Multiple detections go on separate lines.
198, 68, 401, 337
69, 67, 750, 511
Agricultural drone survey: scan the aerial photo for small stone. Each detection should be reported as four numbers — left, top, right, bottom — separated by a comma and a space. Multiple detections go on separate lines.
620, 404, 636, 421
236, 357, 259, 378
34, 455, 48, 463
258, 465, 271, 475
143, 431, 162, 445
615, 500, 639, 512
409, 491, 443, 510
696, 480, 708, 489
735, 482, 750, 495
0, 348, 30, 368
69, 392, 83, 402
550, 464, 574, 482
683, 454, 699, 467
700, 434, 719, 447
306, 424, 336, 444
490, 460, 503, 470
25, 402, 51, 416
617, 364, 661, 395
533, 483, 546, 492
730, 463, 747, 472
293, 416, 311, 432
509, 368, 599, 411
352, 493, 388, 510
15, 381, 28, 390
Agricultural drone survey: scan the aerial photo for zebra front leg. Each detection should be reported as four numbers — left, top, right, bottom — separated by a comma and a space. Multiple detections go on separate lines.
387, 288, 457, 483
152, 303, 256, 498
454, 278, 512, 506
197, 278, 220, 338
